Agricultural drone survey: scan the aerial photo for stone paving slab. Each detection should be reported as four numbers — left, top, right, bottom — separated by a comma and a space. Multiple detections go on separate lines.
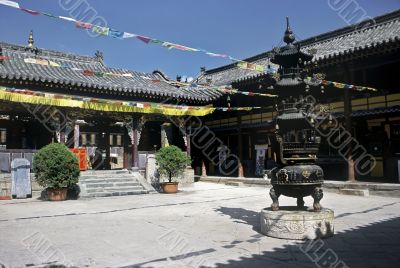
0, 182, 399, 267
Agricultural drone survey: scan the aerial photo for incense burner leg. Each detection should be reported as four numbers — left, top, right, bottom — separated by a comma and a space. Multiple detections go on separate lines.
312, 187, 323, 212
270, 186, 280, 211
297, 197, 305, 209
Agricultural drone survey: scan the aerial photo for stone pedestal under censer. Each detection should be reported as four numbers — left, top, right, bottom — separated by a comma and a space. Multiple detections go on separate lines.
260, 207, 334, 240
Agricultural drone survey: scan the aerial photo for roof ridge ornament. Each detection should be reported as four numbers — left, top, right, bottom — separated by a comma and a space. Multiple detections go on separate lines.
28, 30, 34, 48
94, 50, 104, 63
284, 17, 295, 45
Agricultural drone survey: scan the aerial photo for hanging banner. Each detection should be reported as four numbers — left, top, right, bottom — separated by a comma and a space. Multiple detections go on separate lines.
0, 87, 216, 116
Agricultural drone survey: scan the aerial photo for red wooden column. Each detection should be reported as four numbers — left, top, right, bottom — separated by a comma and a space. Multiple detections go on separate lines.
130, 116, 146, 170
132, 127, 139, 169
201, 160, 207, 177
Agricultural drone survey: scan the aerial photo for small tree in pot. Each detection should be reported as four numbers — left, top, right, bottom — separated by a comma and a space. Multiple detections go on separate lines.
155, 145, 191, 193
33, 143, 80, 201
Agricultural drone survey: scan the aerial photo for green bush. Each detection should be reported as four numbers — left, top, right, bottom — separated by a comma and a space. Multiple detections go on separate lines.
155, 145, 191, 182
33, 143, 80, 189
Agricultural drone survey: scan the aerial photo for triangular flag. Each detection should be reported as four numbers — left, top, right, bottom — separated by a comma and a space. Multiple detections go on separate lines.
48, 61, 60, 67
59, 16, 76, 22
255, 65, 264, 72
92, 26, 109, 36
76, 21, 92, 29
24, 58, 37, 64
136, 35, 152, 44
237, 62, 247, 69
109, 29, 124, 39
206, 52, 227, 57
150, 39, 163, 44
42, 12, 58, 19
0, 0, 19, 9
122, 32, 137, 39
20, 7, 40, 15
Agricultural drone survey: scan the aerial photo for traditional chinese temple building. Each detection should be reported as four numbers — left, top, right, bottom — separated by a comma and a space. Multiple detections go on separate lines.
198, 9, 400, 182
1, 9, 400, 184
0, 32, 221, 173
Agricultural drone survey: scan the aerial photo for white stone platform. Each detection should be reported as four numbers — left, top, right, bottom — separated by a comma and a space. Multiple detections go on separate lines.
260, 207, 334, 240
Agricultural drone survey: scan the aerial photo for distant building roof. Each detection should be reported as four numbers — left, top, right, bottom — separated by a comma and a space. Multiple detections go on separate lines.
0, 42, 222, 103
200, 9, 400, 86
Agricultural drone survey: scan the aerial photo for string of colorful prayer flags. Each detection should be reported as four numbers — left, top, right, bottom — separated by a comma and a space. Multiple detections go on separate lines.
215, 107, 262, 111
236, 61, 278, 73
0, 0, 269, 73
23, 58, 134, 78
20, 56, 278, 97
14, 56, 378, 95
320, 79, 377, 92
214, 87, 278, 98
305, 77, 377, 92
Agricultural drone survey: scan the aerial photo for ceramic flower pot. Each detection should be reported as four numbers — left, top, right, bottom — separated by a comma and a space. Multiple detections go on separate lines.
161, 182, 179, 194
47, 188, 68, 201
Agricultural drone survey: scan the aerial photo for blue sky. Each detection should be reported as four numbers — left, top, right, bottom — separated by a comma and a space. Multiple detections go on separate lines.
0, 0, 399, 79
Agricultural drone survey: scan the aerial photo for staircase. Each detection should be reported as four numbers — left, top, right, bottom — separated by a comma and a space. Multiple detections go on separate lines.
79, 170, 156, 198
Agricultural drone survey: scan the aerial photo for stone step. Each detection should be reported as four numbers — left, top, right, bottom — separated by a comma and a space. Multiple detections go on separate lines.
84, 190, 149, 198
81, 170, 129, 175
84, 182, 141, 188
339, 188, 370, 196
78, 170, 155, 198
342, 183, 369, 190
80, 174, 131, 179
86, 186, 144, 193
80, 178, 138, 183
225, 181, 244, 187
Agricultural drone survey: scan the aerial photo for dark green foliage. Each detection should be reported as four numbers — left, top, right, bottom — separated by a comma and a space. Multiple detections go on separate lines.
33, 143, 80, 189
155, 145, 191, 182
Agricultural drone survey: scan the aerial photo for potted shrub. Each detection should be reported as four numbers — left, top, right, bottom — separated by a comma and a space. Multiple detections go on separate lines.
33, 143, 80, 201
155, 145, 191, 193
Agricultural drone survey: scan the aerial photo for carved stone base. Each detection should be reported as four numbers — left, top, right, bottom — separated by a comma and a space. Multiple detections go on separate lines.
260, 207, 334, 240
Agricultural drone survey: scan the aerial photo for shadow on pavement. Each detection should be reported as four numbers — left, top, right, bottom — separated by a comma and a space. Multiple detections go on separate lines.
213, 206, 400, 268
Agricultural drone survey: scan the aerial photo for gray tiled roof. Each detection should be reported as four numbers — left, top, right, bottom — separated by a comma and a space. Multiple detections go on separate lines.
0, 42, 222, 103
201, 9, 400, 86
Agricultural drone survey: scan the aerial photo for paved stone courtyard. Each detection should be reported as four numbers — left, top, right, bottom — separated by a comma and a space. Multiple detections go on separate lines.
1, 182, 400, 268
